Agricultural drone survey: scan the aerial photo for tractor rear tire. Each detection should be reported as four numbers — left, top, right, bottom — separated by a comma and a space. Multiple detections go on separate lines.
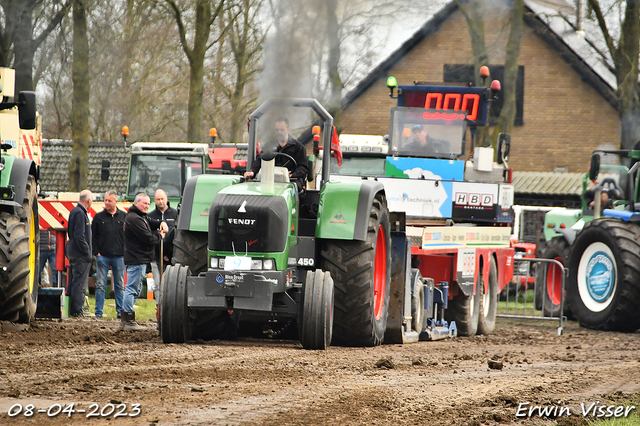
299, 269, 334, 350
0, 175, 39, 323
535, 237, 570, 317
566, 219, 640, 331
477, 257, 498, 335
321, 195, 391, 346
446, 283, 481, 337
410, 269, 426, 333
160, 264, 193, 343
172, 230, 208, 274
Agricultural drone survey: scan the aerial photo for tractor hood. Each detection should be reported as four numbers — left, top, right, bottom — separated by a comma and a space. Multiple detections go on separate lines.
208, 182, 297, 256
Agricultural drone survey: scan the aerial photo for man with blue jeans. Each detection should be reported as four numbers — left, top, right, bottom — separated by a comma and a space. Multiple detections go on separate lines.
39, 230, 57, 286
122, 193, 167, 331
92, 190, 126, 319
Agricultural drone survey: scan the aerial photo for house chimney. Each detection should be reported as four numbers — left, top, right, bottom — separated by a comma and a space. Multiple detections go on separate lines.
576, 0, 586, 37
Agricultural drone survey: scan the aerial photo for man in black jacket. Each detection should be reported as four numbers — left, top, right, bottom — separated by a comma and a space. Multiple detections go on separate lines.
92, 190, 126, 319
121, 193, 167, 331
148, 189, 178, 300
66, 189, 93, 317
243, 117, 308, 189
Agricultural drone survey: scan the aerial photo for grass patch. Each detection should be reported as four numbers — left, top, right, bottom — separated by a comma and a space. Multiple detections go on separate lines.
86, 295, 157, 321
498, 289, 542, 316
587, 393, 640, 425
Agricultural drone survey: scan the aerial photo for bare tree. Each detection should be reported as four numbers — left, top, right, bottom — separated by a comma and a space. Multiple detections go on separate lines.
213, 0, 265, 142
69, 0, 89, 190
165, 0, 226, 143
588, 0, 640, 150
0, 0, 70, 92
456, 0, 524, 149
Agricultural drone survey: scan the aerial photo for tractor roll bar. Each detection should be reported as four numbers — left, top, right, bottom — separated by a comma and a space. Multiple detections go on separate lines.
247, 98, 334, 190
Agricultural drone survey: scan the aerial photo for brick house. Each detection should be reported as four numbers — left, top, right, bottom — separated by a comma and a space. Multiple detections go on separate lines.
340, 0, 620, 176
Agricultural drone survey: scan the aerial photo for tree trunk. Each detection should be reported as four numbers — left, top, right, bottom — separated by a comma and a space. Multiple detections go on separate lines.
490, 0, 524, 149
11, 0, 35, 92
69, 0, 90, 191
326, 0, 342, 130
615, 0, 640, 150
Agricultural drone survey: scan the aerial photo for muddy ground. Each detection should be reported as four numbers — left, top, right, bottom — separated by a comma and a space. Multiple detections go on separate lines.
0, 317, 638, 426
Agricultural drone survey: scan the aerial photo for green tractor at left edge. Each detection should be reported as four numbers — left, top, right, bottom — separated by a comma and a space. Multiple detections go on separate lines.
0, 68, 39, 324
160, 98, 391, 349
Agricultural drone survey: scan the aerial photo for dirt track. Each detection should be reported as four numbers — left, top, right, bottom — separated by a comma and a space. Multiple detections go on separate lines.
0, 317, 638, 426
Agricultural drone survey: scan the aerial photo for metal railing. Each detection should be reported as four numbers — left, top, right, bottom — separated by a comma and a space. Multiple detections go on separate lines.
497, 257, 566, 335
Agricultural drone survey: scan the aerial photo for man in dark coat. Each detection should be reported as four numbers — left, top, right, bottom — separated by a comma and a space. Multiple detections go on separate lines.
148, 189, 178, 300
121, 192, 167, 331
92, 190, 126, 319
244, 117, 308, 189
66, 189, 93, 317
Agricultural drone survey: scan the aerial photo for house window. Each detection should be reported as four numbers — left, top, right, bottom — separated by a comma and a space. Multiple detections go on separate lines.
443, 64, 524, 125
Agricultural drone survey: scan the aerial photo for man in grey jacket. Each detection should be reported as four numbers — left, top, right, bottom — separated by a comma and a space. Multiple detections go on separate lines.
66, 189, 93, 317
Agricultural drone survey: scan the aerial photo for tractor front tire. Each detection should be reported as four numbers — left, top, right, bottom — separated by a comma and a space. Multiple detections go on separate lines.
566, 219, 640, 331
535, 237, 570, 317
160, 264, 192, 343
299, 269, 334, 350
0, 175, 39, 323
172, 230, 208, 274
321, 195, 391, 346
477, 257, 498, 335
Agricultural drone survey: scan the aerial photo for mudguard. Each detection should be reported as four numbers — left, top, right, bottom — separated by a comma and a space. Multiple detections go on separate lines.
177, 174, 241, 232
316, 180, 385, 241
0, 157, 37, 210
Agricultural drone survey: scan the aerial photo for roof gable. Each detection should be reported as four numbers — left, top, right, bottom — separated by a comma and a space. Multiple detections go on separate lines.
342, 0, 617, 110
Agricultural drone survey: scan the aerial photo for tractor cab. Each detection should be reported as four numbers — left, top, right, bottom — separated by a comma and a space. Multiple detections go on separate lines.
125, 142, 207, 201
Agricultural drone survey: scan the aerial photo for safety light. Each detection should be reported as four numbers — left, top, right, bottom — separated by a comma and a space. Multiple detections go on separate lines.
387, 76, 397, 97
122, 126, 129, 137
402, 128, 412, 138
312, 125, 321, 135
479, 66, 490, 78
210, 128, 217, 137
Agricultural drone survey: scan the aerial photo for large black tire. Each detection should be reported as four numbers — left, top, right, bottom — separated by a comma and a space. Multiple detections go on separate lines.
299, 269, 334, 350
160, 264, 193, 343
172, 229, 208, 274
566, 219, 640, 331
410, 269, 425, 333
170, 229, 238, 341
0, 175, 39, 323
477, 257, 498, 335
446, 282, 481, 337
535, 237, 570, 316
320, 194, 391, 346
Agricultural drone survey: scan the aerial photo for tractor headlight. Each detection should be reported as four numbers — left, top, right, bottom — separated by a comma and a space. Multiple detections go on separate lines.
251, 259, 263, 270
263, 259, 274, 270
210, 257, 218, 268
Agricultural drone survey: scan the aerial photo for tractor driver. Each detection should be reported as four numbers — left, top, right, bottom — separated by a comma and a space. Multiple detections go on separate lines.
244, 117, 309, 190
402, 124, 448, 157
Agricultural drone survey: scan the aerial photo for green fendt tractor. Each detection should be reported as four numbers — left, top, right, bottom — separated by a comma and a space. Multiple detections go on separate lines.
540, 150, 640, 331
161, 98, 390, 349
0, 68, 39, 323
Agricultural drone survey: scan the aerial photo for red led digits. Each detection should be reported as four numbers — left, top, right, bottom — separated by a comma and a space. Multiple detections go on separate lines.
422, 92, 479, 121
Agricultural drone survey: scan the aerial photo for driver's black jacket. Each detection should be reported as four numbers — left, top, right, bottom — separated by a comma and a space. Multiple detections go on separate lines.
249, 135, 309, 179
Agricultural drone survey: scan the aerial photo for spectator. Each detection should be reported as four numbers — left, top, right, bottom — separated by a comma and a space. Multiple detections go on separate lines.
39, 230, 57, 286
92, 190, 126, 319
122, 192, 167, 331
66, 189, 93, 317
244, 117, 308, 190
148, 189, 178, 299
